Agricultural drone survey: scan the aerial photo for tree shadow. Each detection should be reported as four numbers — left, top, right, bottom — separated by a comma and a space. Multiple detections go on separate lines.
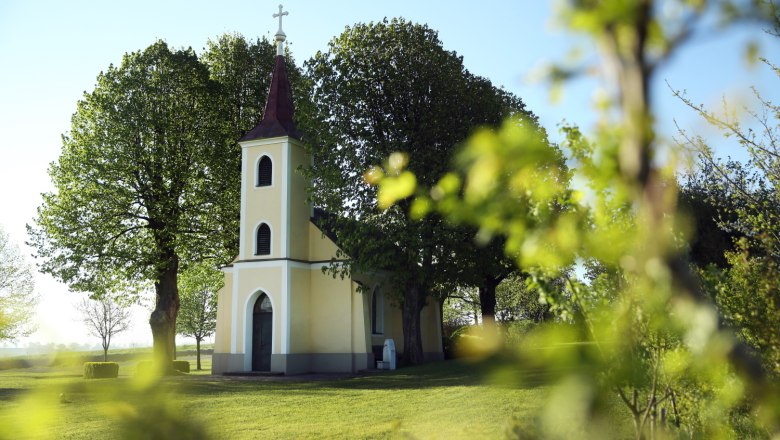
176, 357, 551, 396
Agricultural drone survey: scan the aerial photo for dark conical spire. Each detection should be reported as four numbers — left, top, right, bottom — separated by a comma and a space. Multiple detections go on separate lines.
240, 5, 300, 141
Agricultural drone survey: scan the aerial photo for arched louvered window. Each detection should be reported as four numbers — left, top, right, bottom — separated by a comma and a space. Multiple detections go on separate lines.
256, 223, 271, 255
257, 156, 272, 187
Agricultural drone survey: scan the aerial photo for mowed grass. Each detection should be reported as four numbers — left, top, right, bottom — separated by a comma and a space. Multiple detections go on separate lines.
0, 354, 550, 439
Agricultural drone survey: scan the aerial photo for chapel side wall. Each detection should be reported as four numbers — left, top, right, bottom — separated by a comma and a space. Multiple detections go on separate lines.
308, 270, 352, 353
214, 268, 234, 354
289, 267, 311, 353
308, 222, 339, 262
350, 280, 371, 352
350, 273, 382, 356
242, 142, 283, 259
384, 296, 405, 354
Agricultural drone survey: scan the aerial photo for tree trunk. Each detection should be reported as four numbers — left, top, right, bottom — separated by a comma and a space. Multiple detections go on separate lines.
401, 284, 425, 365
149, 253, 180, 370
478, 276, 500, 324
196, 338, 202, 370
103, 347, 108, 362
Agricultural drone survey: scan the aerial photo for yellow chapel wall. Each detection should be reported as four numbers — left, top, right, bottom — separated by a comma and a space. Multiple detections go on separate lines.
351, 281, 371, 355
308, 222, 340, 262
308, 269, 354, 353
289, 266, 311, 353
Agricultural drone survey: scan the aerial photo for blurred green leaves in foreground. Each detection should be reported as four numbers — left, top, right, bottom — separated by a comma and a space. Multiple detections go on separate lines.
372, 1, 780, 437
0, 365, 207, 440
373, 117, 764, 438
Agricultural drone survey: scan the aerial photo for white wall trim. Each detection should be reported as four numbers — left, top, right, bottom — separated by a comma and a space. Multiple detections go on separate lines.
283, 261, 290, 354
239, 148, 247, 261
242, 287, 276, 371
281, 141, 290, 258
240, 136, 304, 149
231, 260, 344, 271
230, 266, 239, 353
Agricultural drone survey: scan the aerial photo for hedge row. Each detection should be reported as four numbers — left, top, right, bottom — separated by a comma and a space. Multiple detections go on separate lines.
172, 360, 190, 373
83, 362, 119, 379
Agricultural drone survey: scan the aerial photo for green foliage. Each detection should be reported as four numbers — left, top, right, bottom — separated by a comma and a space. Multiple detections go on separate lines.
83, 362, 119, 379
0, 226, 37, 341
30, 41, 221, 294
442, 274, 553, 326
28, 35, 292, 362
700, 239, 780, 376
373, 1, 780, 438
302, 18, 535, 362
678, 167, 743, 268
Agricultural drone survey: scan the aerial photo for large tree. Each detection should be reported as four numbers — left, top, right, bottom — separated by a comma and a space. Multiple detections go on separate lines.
28, 37, 284, 366
302, 18, 535, 363
0, 226, 37, 341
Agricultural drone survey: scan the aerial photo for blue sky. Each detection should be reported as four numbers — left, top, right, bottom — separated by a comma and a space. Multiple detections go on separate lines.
0, 0, 777, 346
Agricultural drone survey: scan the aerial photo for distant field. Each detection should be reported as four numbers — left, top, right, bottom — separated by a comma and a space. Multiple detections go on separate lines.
0, 353, 581, 439
0, 344, 213, 371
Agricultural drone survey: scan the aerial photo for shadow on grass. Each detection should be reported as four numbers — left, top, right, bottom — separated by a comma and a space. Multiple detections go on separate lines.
176, 356, 553, 397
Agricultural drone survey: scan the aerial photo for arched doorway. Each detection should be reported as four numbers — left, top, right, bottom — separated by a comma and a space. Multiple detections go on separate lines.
252, 293, 273, 371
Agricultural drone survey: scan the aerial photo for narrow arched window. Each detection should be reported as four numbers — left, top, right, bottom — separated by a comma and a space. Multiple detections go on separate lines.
256, 223, 271, 255
371, 290, 378, 334
257, 156, 272, 187
371, 288, 383, 334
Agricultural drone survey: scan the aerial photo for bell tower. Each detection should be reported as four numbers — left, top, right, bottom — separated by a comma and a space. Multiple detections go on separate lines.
237, 4, 309, 262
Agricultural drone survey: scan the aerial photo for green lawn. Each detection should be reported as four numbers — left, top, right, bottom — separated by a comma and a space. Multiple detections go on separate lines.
0, 354, 550, 439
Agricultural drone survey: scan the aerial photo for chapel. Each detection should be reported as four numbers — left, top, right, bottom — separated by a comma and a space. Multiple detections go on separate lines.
211, 6, 443, 375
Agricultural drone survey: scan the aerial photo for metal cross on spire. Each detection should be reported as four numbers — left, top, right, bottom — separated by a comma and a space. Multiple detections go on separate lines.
273, 4, 288, 35
272, 4, 289, 55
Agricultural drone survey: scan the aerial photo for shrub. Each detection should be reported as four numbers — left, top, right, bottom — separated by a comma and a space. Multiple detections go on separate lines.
83, 362, 119, 379
172, 360, 190, 373
0, 358, 31, 370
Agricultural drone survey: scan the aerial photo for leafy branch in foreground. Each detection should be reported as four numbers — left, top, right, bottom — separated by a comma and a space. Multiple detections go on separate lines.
372, 1, 779, 438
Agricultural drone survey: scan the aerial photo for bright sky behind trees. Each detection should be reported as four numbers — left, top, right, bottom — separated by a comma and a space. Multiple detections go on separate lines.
0, 0, 777, 347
